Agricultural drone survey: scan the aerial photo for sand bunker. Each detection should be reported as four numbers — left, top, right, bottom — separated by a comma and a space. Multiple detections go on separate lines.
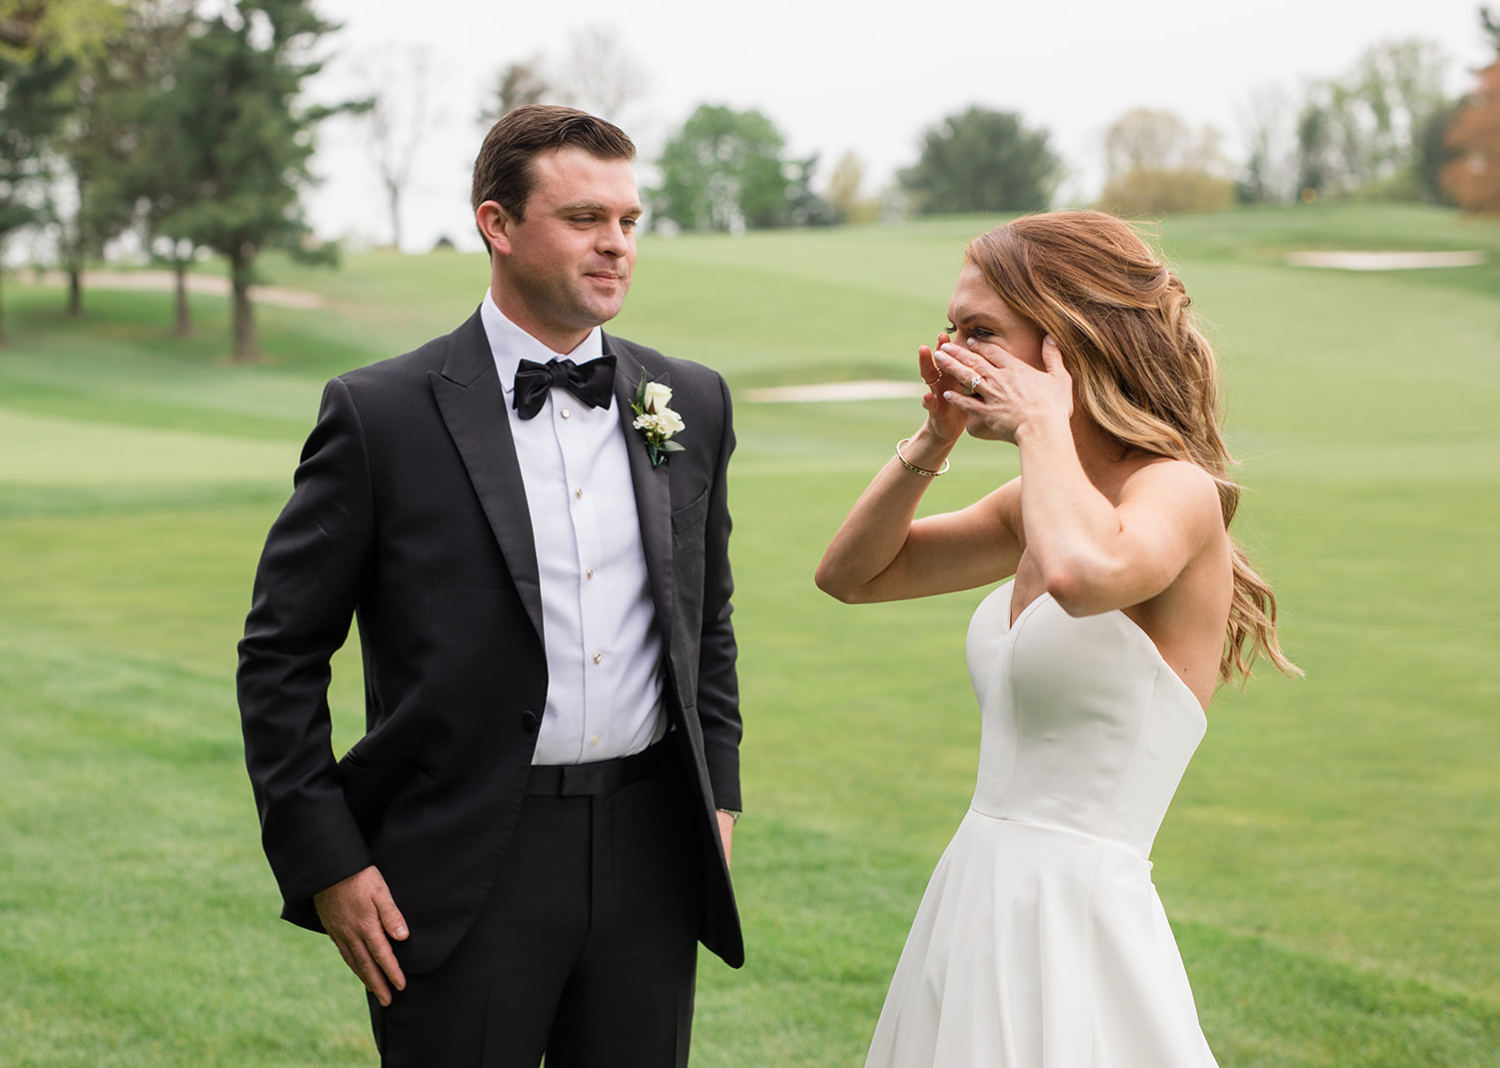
744, 380, 928, 403
1285, 250, 1486, 271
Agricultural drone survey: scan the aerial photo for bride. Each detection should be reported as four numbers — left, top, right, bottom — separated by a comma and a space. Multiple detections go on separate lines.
816, 211, 1297, 1067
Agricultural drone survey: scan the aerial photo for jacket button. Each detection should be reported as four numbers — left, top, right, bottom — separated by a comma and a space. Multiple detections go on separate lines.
520, 711, 539, 733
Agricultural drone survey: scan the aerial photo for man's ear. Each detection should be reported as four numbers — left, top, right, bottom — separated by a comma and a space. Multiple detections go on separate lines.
476, 201, 513, 257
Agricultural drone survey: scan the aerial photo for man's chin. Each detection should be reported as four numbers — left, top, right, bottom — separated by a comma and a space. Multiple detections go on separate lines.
580, 295, 627, 325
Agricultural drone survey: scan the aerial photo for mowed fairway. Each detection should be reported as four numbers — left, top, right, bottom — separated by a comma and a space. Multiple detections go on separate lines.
1, 203, 1498, 1065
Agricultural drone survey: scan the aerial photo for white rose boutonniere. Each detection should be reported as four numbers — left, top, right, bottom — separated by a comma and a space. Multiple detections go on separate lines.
631, 373, 686, 468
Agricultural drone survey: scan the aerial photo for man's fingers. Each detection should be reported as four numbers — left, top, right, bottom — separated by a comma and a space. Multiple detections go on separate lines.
313, 867, 408, 1004
333, 932, 394, 1006
375, 886, 410, 943
366, 927, 407, 993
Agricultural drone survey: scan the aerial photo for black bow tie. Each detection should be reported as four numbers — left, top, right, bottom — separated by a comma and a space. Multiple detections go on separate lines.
512, 355, 617, 420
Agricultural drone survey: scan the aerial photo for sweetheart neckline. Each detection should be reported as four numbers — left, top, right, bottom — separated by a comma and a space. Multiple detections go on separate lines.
996, 582, 1209, 718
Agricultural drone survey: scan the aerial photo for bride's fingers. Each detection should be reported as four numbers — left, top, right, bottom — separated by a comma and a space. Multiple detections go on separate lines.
932, 345, 980, 379
940, 386, 984, 413
1040, 335, 1067, 376
962, 335, 1027, 372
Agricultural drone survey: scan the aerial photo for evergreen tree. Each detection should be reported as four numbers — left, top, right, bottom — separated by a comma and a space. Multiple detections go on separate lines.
899, 107, 1060, 214
163, 0, 349, 360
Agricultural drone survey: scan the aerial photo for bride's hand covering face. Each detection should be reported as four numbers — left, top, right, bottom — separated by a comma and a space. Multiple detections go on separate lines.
917, 331, 969, 444
927, 259, 1073, 443
934, 333, 1074, 444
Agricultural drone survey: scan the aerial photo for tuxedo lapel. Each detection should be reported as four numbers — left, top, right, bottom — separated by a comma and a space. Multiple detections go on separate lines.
606, 336, 675, 644
429, 312, 545, 644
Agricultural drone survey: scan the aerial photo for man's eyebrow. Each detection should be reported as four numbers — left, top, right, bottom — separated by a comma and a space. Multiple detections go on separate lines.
555, 200, 645, 215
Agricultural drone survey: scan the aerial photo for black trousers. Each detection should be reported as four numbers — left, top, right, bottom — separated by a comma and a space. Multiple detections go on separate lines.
369, 743, 703, 1067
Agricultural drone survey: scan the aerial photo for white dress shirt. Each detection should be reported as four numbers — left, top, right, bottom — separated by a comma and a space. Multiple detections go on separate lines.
480, 292, 666, 765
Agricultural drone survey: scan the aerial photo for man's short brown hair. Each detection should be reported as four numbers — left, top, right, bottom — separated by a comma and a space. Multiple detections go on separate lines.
471, 105, 636, 227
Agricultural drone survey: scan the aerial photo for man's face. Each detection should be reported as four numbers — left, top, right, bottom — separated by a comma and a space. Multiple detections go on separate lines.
491, 147, 643, 351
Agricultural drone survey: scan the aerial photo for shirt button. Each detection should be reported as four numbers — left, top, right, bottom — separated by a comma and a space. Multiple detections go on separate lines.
593, 652, 603, 664
590, 735, 601, 747
575, 488, 583, 499
586, 568, 594, 579
561, 408, 572, 419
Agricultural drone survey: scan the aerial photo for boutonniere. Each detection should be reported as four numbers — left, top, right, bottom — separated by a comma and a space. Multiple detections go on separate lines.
631, 373, 686, 468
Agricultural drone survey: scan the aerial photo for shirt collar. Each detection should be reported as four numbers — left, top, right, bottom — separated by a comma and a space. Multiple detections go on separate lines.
480, 290, 605, 398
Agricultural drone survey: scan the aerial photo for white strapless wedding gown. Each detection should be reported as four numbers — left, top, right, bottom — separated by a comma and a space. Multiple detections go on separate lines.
864, 582, 1219, 1067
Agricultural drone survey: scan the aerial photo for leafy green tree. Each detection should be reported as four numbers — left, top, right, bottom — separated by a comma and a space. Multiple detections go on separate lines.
162, 0, 353, 360
651, 104, 795, 232
0, 44, 71, 344
1296, 38, 1448, 200
898, 107, 1060, 214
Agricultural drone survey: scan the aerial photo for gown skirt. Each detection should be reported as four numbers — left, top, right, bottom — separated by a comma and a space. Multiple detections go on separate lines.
863, 583, 1219, 1067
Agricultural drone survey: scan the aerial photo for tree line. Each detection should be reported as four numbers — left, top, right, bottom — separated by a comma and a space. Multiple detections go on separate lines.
6, 1, 1500, 358
1, 0, 355, 358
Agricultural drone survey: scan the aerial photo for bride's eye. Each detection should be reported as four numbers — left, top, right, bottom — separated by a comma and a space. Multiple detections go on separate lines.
968, 326, 993, 339
944, 324, 957, 335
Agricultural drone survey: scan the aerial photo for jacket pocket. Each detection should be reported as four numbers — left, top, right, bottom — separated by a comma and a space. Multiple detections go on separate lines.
671, 489, 710, 538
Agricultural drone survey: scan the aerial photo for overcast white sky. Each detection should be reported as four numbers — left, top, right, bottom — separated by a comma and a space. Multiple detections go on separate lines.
302, 0, 1495, 251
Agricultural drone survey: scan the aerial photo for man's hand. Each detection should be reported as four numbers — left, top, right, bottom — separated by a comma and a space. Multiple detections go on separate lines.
716, 809, 736, 869
312, 865, 409, 1007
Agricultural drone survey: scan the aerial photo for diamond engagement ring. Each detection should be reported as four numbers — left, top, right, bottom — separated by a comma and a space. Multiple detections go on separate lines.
965, 372, 982, 395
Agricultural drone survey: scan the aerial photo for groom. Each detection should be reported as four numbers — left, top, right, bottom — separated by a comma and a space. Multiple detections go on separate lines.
236, 105, 743, 1066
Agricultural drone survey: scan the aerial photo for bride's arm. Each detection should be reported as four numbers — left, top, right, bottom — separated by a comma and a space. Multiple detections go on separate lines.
815, 433, 1023, 604
816, 338, 1023, 603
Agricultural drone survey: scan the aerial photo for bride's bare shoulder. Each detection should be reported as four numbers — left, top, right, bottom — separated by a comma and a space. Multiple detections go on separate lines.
1120, 457, 1223, 521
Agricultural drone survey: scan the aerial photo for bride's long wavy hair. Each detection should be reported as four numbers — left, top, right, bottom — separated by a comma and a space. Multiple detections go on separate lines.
966, 211, 1298, 683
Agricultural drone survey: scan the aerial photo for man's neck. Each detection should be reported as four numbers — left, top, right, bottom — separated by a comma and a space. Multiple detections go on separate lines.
489, 283, 591, 355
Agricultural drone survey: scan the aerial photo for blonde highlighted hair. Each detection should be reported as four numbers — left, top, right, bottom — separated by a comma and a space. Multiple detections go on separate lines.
966, 211, 1298, 682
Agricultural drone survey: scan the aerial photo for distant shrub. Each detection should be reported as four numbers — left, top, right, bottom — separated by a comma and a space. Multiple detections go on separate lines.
1098, 168, 1236, 216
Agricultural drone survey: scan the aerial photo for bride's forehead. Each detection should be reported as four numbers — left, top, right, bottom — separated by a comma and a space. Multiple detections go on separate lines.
948, 270, 1012, 320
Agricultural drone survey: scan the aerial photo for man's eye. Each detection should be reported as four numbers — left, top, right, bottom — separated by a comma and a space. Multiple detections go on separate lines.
621, 217, 639, 230
572, 215, 597, 224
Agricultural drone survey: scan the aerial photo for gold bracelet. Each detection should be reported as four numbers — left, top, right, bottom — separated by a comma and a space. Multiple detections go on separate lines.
895, 437, 950, 477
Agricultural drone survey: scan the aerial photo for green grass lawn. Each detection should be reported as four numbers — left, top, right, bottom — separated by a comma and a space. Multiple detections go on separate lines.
2, 202, 1498, 1065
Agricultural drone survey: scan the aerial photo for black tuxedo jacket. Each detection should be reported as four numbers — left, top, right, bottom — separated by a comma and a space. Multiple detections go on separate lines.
237, 310, 743, 973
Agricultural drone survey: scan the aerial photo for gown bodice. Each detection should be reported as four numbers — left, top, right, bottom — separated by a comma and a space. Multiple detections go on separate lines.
965, 582, 1207, 860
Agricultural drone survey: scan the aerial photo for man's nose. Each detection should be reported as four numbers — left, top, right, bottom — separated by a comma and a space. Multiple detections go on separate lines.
597, 221, 629, 256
